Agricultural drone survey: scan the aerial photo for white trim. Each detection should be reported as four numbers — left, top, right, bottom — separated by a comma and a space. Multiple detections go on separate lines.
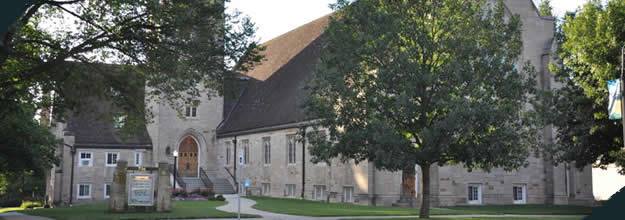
105, 152, 120, 167
77, 184, 91, 199
513, 184, 527, 204
104, 183, 111, 199
343, 186, 354, 203
133, 151, 143, 166
78, 151, 93, 167
467, 184, 482, 205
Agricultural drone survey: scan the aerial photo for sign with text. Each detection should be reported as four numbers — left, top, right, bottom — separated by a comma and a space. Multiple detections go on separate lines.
127, 173, 155, 206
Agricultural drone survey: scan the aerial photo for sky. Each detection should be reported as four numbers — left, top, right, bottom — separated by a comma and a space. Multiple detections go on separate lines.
227, 0, 590, 43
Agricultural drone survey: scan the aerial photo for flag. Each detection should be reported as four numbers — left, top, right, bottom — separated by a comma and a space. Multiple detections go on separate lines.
608, 79, 622, 120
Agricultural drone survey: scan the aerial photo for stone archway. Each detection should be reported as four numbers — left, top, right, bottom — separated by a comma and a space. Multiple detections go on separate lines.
178, 136, 199, 177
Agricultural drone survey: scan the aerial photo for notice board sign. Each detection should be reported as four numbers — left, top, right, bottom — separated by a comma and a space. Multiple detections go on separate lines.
127, 173, 155, 206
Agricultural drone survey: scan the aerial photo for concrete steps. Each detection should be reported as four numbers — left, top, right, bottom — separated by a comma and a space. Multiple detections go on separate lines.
212, 178, 236, 195
179, 176, 235, 195
181, 177, 205, 192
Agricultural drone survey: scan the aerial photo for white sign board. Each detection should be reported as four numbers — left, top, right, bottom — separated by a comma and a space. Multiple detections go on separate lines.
239, 152, 244, 165
127, 173, 155, 206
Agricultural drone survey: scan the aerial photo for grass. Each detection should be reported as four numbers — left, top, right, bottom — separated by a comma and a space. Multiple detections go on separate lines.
0, 201, 43, 213
249, 196, 592, 217
19, 200, 258, 220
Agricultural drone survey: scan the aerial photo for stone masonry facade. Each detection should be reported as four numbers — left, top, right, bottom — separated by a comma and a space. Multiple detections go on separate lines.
46, 0, 595, 207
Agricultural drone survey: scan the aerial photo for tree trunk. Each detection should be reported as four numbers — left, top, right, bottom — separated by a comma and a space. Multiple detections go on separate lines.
398, 166, 416, 207
419, 163, 431, 219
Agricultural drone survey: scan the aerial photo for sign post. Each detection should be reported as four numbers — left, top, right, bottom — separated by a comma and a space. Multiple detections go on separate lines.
237, 152, 244, 220
621, 45, 625, 148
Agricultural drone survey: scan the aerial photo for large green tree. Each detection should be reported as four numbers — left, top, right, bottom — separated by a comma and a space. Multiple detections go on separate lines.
306, 0, 539, 218
0, 0, 261, 191
546, 0, 625, 173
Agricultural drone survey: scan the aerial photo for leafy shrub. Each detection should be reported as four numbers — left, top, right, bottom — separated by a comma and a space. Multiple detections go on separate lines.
0, 198, 21, 208
199, 189, 215, 198
214, 194, 225, 201
172, 189, 188, 198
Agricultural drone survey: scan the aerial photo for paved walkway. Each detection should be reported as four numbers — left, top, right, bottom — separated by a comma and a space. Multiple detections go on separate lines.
0, 212, 52, 220
200, 195, 587, 220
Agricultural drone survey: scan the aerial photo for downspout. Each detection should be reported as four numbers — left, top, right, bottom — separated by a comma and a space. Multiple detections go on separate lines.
301, 126, 307, 199
233, 136, 238, 193
67, 144, 75, 205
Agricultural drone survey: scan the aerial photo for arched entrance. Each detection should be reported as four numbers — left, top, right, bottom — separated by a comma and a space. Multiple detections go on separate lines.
178, 136, 199, 177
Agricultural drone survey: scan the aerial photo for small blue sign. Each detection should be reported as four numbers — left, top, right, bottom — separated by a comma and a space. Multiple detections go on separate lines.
244, 179, 251, 187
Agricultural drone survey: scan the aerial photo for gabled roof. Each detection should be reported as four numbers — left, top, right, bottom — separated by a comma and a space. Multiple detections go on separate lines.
60, 63, 152, 148
217, 15, 331, 137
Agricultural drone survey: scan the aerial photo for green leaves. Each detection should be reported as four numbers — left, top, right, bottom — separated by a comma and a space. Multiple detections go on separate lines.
307, 0, 537, 171
548, 0, 625, 173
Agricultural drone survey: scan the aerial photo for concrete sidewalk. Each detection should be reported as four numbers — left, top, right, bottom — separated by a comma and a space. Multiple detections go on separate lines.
202, 195, 587, 220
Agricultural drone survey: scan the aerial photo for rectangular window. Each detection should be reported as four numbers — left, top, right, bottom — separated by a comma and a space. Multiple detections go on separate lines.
468, 184, 482, 204
106, 152, 120, 167
263, 137, 271, 165
513, 184, 527, 204
184, 100, 199, 118
343, 186, 354, 203
285, 184, 296, 197
226, 142, 231, 165
78, 152, 92, 167
104, 184, 111, 198
262, 183, 271, 196
313, 185, 326, 201
134, 152, 142, 166
77, 184, 91, 199
242, 139, 250, 164
287, 135, 296, 164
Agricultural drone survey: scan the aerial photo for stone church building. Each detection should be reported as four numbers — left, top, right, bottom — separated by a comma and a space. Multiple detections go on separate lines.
45, 0, 594, 207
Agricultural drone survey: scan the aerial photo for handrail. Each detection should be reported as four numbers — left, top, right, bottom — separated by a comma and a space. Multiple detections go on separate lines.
169, 164, 186, 190
199, 167, 214, 191
224, 166, 235, 183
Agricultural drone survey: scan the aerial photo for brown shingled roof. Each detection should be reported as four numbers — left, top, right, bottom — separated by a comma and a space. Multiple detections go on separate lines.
245, 14, 330, 81
217, 14, 332, 136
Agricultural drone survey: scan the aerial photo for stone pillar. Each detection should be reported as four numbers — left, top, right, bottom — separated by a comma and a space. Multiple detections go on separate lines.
110, 160, 128, 212
156, 162, 172, 212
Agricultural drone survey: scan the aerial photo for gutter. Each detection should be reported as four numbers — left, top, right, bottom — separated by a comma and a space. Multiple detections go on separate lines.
217, 120, 320, 138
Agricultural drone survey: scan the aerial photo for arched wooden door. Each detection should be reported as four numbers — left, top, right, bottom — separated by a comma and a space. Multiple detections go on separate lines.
178, 136, 199, 177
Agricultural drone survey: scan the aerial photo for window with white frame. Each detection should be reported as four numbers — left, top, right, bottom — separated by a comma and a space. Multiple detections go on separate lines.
184, 100, 199, 118
78, 152, 92, 167
226, 142, 231, 165
133, 152, 142, 166
287, 135, 296, 164
313, 185, 326, 201
262, 183, 271, 196
104, 184, 111, 198
285, 184, 296, 197
106, 152, 120, 167
77, 184, 91, 199
343, 186, 354, 203
467, 184, 482, 204
242, 139, 250, 164
513, 184, 527, 204
263, 137, 271, 165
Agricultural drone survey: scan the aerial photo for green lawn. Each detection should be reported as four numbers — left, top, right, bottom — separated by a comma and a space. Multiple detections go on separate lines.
250, 196, 592, 217
19, 200, 257, 220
